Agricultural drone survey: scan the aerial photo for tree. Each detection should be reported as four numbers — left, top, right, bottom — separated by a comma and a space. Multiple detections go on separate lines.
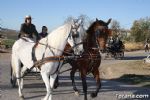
130, 17, 150, 42
78, 14, 93, 29
64, 14, 93, 30
64, 16, 75, 24
110, 20, 121, 38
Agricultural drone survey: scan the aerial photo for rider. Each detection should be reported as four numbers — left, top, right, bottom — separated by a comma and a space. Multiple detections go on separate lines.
144, 39, 149, 52
39, 26, 48, 39
107, 36, 114, 48
18, 15, 40, 41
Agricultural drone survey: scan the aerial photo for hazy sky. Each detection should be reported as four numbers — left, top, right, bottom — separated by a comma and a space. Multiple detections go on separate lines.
0, 0, 150, 32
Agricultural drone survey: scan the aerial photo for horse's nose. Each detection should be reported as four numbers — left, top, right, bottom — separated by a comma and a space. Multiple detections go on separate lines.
80, 51, 83, 55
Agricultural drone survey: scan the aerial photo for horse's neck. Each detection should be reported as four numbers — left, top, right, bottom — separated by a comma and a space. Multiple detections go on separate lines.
85, 33, 96, 48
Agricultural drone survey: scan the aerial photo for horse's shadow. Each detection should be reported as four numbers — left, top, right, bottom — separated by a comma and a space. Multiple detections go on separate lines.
23, 74, 150, 100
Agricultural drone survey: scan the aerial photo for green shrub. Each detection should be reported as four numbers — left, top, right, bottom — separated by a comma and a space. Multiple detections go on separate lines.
1, 39, 15, 48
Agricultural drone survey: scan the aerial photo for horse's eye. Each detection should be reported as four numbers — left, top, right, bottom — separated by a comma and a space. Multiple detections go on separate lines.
72, 32, 79, 38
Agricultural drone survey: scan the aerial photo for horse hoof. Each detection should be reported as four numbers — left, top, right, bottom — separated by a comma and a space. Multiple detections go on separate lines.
90, 93, 97, 98
75, 91, 79, 96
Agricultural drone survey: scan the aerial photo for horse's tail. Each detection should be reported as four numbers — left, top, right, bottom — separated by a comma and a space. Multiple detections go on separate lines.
10, 55, 16, 75
10, 57, 15, 86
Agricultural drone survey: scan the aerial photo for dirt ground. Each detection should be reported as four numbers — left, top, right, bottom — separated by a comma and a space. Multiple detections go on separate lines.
0, 51, 150, 100
1, 51, 150, 88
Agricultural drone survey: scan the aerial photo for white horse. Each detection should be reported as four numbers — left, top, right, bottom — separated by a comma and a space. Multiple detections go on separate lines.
67, 19, 85, 55
11, 19, 84, 100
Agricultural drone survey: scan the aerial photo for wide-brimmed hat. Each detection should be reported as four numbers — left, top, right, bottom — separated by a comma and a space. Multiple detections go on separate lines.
25, 15, 32, 19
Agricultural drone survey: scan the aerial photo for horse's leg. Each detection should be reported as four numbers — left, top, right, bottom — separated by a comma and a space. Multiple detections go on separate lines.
80, 69, 87, 100
49, 73, 57, 100
91, 68, 101, 98
53, 75, 59, 89
20, 66, 28, 91
70, 67, 79, 96
10, 60, 17, 87
14, 58, 24, 99
41, 72, 50, 100
54, 62, 63, 89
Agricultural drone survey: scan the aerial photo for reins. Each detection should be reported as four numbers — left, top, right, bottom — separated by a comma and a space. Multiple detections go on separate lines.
21, 37, 75, 56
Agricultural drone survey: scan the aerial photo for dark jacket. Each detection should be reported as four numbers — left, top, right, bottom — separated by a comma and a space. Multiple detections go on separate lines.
18, 23, 40, 40
39, 32, 48, 38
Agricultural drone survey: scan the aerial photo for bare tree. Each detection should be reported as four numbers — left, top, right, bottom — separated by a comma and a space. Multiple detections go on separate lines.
64, 16, 75, 24
64, 14, 93, 30
110, 20, 121, 38
78, 14, 93, 29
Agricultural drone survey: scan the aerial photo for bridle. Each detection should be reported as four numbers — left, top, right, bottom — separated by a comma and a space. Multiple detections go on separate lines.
94, 25, 108, 53
68, 20, 84, 56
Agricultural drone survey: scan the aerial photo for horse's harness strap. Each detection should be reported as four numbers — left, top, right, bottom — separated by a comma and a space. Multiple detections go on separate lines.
34, 56, 64, 70
20, 37, 33, 42
32, 42, 39, 62
81, 51, 101, 74
87, 51, 95, 73
72, 42, 83, 49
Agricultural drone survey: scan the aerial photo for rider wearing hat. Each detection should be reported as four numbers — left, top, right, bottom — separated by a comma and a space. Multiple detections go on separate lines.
18, 15, 40, 41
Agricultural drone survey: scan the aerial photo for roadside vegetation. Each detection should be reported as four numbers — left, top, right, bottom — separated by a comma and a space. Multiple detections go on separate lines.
1, 39, 15, 48
110, 17, 150, 48
124, 42, 144, 51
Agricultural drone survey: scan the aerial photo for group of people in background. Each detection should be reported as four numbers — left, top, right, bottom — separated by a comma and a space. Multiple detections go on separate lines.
106, 36, 124, 52
18, 15, 48, 41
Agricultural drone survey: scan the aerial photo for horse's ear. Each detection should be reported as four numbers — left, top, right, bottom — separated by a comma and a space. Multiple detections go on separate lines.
107, 18, 112, 25
96, 18, 99, 21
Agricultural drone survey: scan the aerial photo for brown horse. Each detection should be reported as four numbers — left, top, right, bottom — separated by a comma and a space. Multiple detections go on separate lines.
68, 18, 111, 100
54, 18, 112, 100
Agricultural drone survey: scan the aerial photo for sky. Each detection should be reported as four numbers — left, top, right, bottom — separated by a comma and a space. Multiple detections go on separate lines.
0, 0, 150, 32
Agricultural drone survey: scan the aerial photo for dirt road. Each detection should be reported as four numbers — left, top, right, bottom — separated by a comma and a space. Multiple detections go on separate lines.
0, 51, 150, 100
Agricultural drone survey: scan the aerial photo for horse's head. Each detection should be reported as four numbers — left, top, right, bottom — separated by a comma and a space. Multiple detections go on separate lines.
86, 18, 112, 53
67, 18, 84, 55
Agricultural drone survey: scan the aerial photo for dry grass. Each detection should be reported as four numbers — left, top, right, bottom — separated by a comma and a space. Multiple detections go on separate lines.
100, 60, 150, 88
124, 42, 144, 51
101, 60, 150, 79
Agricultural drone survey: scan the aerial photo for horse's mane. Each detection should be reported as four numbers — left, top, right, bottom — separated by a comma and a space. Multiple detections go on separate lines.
86, 20, 107, 34
86, 21, 97, 34
84, 19, 108, 48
